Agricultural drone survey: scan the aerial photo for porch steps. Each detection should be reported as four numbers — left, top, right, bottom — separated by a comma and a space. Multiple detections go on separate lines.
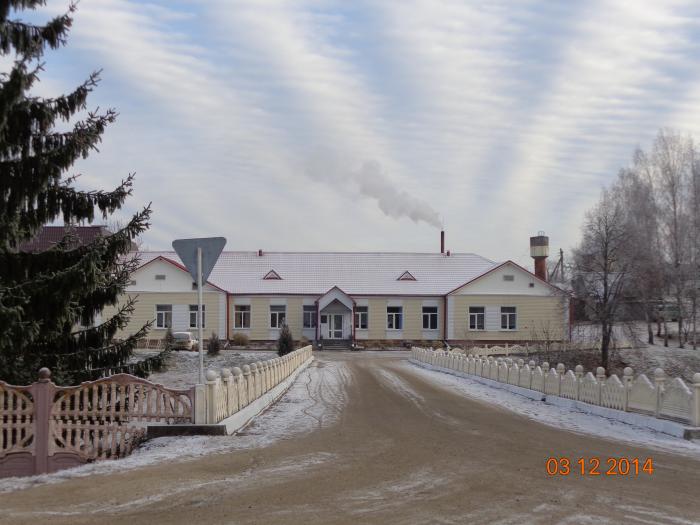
319, 339, 352, 351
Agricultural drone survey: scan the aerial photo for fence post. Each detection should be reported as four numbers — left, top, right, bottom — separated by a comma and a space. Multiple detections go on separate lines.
221, 368, 233, 416
574, 365, 583, 401
596, 367, 606, 406
691, 373, 700, 427
622, 367, 633, 411
528, 360, 536, 389
556, 363, 565, 396
206, 370, 219, 424
32, 368, 54, 475
194, 383, 207, 424
654, 368, 666, 417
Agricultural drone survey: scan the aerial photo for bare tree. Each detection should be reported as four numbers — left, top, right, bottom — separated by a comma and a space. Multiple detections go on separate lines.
650, 130, 693, 348
573, 188, 631, 369
616, 162, 664, 344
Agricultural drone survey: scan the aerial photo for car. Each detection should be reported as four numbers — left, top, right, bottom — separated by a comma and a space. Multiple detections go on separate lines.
172, 331, 198, 351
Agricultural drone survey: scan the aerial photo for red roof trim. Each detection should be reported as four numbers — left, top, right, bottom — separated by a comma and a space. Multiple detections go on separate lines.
314, 285, 356, 305
134, 256, 228, 293
446, 260, 567, 295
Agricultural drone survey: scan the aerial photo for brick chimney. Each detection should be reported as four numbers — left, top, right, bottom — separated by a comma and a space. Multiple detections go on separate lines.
440, 230, 445, 254
530, 232, 549, 281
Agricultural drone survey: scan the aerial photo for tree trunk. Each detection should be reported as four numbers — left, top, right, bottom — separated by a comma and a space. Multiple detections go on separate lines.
663, 318, 669, 347
601, 322, 610, 369
645, 307, 654, 345
656, 317, 662, 337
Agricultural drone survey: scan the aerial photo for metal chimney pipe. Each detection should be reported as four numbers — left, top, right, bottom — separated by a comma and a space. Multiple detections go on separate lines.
440, 230, 445, 254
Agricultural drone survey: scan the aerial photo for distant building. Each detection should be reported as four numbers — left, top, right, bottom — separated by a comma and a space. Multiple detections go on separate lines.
104, 233, 570, 347
17, 225, 113, 252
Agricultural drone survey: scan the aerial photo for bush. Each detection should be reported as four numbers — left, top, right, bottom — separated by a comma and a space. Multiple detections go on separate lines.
299, 336, 311, 348
207, 332, 221, 356
231, 332, 249, 346
164, 327, 175, 351
278, 324, 294, 356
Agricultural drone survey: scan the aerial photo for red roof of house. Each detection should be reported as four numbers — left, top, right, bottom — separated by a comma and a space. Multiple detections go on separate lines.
18, 225, 112, 253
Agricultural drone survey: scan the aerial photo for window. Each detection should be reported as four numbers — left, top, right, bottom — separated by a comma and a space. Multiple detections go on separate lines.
155, 274, 166, 280
503, 275, 514, 282
156, 304, 172, 329
263, 270, 282, 280
320, 314, 328, 324
234, 305, 250, 328
270, 304, 286, 328
303, 305, 316, 328
189, 304, 206, 328
469, 307, 485, 330
355, 306, 368, 329
387, 306, 403, 330
501, 306, 517, 330
422, 306, 438, 330
397, 271, 416, 281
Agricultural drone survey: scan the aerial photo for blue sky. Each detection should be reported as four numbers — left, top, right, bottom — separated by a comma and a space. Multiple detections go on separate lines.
21, 0, 700, 266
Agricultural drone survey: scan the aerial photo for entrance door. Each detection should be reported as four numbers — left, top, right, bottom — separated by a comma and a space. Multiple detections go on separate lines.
331, 314, 343, 339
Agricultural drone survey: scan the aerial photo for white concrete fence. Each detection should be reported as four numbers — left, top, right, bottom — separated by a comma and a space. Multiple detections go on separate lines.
458, 342, 611, 357
411, 348, 700, 427
197, 345, 313, 424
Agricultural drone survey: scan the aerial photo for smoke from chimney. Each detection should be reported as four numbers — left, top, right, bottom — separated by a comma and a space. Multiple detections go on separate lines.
306, 156, 442, 229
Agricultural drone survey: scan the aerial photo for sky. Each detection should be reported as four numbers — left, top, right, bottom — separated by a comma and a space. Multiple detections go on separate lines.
18, 0, 700, 267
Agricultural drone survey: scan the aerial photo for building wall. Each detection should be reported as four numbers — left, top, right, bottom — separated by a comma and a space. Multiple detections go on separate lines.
230, 296, 313, 341
104, 291, 224, 339
447, 294, 568, 342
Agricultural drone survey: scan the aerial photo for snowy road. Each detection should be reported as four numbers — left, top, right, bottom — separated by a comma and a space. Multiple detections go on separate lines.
1, 352, 699, 524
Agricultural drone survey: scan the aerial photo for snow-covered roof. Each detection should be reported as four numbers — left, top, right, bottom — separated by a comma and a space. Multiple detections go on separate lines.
134, 251, 499, 296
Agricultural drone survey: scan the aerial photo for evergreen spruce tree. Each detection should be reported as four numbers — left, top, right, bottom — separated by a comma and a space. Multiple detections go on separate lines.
0, 2, 152, 384
277, 324, 294, 356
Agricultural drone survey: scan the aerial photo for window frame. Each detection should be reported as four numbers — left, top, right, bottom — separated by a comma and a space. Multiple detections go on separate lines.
500, 306, 517, 330
155, 304, 172, 329
303, 305, 316, 329
387, 306, 403, 330
422, 306, 438, 330
270, 304, 287, 329
355, 306, 368, 330
234, 304, 251, 329
189, 304, 206, 329
468, 306, 485, 331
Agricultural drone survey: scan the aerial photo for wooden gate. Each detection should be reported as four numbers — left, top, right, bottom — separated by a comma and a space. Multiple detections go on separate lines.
0, 368, 195, 478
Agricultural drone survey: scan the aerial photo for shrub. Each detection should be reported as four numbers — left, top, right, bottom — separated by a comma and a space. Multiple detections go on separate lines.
231, 332, 249, 346
278, 324, 294, 356
207, 332, 221, 356
164, 327, 175, 351
299, 336, 311, 348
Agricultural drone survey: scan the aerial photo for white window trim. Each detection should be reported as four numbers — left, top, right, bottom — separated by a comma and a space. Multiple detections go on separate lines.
234, 305, 251, 329
155, 304, 172, 330
422, 306, 439, 331
355, 307, 369, 330
270, 305, 286, 329
500, 306, 518, 331
386, 306, 403, 331
189, 304, 206, 329
468, 306, 485, 331
303, 305, 316, 329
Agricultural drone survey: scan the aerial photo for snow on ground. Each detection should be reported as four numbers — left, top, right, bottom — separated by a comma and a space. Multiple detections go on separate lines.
0, 359, 351, 494
404, 361, 700, 459
146, 349, 277, 388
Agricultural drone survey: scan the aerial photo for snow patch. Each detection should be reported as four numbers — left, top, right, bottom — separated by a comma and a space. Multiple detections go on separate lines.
404, 361, 700, 458
0, 360, 350, 494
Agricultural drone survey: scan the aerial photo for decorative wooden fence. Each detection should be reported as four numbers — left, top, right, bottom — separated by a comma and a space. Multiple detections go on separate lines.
0, 368, 195, 478
1, 345, 315, 478
411, 348, 700, 427
203, 345, 313, 424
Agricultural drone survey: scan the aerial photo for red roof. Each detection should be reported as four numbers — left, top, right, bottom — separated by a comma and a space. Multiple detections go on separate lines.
18, 225, 112, 253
